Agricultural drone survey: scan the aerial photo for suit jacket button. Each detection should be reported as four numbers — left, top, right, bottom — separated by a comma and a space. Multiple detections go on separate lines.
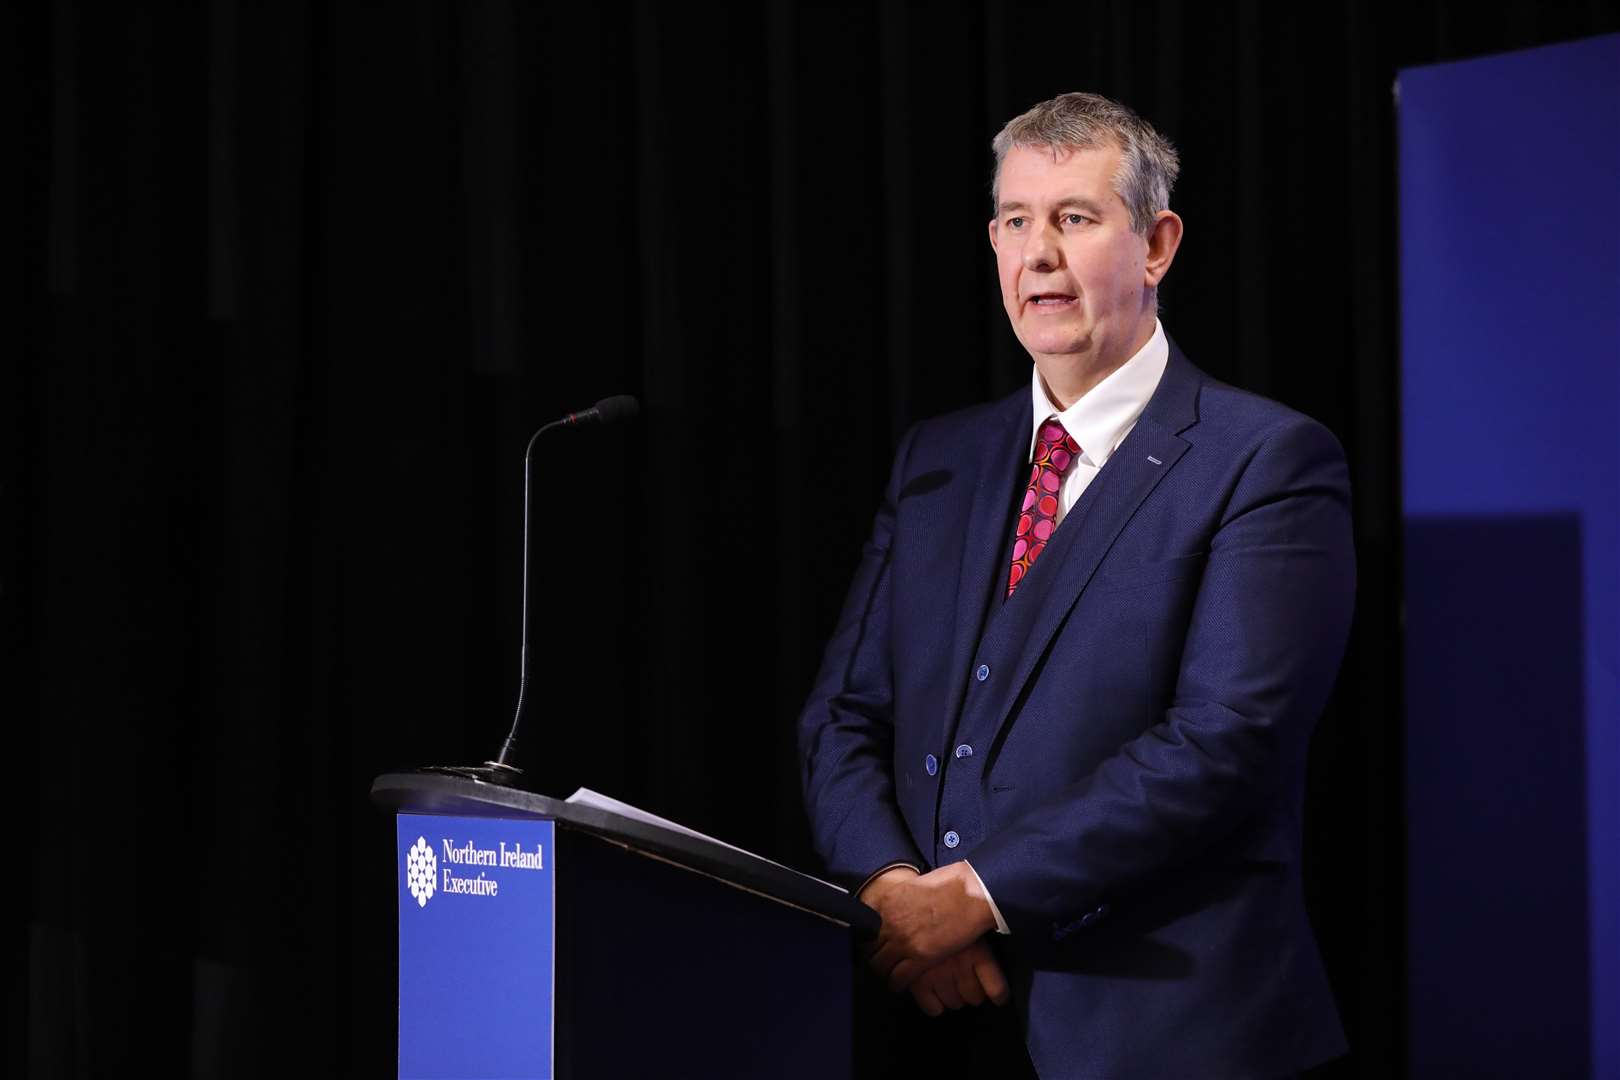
975, 664, 990, 682
924, 754, 938, 776
954, 743, 973, 759
943, 830, 960, 849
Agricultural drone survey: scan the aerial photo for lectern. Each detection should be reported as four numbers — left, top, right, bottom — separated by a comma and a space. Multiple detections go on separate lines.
371, 773, 878, 1080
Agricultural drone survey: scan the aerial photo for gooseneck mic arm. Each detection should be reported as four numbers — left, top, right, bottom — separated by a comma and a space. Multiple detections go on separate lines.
485, 395, 640, 778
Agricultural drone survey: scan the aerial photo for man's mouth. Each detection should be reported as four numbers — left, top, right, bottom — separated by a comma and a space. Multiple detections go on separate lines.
1027, 292, 1077, 307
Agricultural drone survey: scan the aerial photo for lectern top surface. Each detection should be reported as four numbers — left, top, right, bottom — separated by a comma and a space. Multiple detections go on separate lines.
371, 772, 879, 933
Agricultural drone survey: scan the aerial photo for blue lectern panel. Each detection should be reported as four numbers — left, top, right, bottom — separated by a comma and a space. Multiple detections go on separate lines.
397, 814, 555, 1080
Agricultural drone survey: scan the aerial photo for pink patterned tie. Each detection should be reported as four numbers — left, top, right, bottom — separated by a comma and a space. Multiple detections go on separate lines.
1007, 416, 1081, 598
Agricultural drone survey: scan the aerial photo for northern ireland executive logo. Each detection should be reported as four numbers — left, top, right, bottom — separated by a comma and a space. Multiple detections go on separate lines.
405, 836, 437, 907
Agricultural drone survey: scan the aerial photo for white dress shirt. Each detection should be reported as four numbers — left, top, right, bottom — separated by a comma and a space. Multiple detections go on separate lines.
1028, 318, 1170, 526
965, 319, 1171, 934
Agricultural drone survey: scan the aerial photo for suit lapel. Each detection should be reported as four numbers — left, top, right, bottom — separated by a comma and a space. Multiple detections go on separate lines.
973, 345, 1204, 751
941, 390, 1031, 741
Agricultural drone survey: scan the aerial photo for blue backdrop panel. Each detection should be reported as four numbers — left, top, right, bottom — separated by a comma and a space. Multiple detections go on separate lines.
1399, 33, 1620, 1079
397, 814, 555, 1080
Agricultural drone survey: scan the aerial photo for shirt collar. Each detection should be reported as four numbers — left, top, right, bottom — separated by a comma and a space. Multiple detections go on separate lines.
1029, 319, 1169, 467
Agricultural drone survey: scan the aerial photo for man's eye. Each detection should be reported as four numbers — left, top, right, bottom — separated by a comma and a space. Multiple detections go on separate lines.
1007, 216, 1025, 228
1066, 213, 1089, 225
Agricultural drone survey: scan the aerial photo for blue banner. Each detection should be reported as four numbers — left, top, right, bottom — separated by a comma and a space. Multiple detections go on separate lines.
397, 814, 556, 1080
1400, 32, 1620, 1080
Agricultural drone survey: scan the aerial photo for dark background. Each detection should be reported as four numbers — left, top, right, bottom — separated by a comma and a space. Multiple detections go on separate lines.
16, 2, 1619, 1076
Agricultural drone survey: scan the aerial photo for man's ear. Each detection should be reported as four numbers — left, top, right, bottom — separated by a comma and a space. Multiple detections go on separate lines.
1143, 210, 1183, 287
987, 217, 1000, 253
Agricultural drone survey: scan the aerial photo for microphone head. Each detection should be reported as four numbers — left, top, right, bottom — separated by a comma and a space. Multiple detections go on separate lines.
591, 395, 640, 425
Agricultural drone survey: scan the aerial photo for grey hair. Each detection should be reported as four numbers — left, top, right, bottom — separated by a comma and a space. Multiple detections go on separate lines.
991, 92, 1180, 236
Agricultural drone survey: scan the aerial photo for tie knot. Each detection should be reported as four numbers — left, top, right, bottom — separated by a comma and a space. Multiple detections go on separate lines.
1035, 417, 1081, 476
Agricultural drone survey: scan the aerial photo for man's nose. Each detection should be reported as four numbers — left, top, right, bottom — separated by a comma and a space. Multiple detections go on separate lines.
1022, 222, 1060, 272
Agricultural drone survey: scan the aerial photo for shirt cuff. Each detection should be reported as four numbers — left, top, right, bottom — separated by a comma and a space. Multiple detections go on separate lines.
855, 861, 921, 900
963, 860, 1011, 935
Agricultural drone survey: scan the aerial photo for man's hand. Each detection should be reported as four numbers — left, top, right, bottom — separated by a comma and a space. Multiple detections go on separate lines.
905, 940, 1011, 1017
856, 866, 920, 976
862, 862, 998, 991
856, 864, 922, 915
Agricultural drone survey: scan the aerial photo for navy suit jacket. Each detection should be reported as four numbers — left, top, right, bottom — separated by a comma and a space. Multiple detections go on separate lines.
799, 342, 1353, 1079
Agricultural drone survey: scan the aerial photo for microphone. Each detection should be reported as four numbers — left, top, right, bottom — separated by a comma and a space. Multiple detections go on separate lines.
489, 394, 640, 777
565, 394, 639, 427
422, 394, 640, 786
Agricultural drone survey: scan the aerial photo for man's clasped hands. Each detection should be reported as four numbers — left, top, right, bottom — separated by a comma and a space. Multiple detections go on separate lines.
858, 863, 1011, 1017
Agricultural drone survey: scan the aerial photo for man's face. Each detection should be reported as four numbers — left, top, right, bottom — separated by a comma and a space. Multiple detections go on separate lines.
988, 143, 1156, 379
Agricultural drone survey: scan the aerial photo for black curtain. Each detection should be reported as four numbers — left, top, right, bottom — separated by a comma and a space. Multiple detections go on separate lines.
18, 2, 1618, 1076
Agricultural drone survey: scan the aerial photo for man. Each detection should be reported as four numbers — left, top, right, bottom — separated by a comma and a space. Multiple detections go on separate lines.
798, 92, 1353, 1079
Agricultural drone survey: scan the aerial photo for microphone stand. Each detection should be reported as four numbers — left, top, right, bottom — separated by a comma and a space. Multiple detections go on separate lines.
422, 396, 639, 787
